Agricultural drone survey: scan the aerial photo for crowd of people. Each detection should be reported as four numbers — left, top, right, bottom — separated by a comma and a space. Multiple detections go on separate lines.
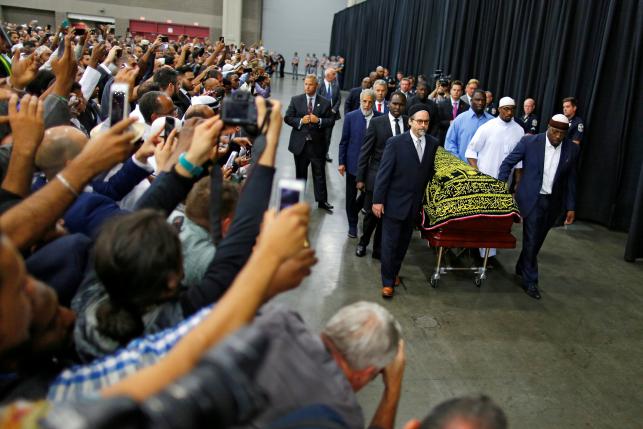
285, 65, 584, 301
290, 53, 345, 87
0, 19, 518, 429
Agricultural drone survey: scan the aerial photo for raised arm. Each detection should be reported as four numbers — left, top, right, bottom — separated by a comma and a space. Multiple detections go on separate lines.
0, 118, 137, 250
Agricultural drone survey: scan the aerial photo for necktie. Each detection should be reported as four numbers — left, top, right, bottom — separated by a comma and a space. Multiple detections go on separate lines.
394, 118, 401, 135
307, 97, 313, 114
378, 102, 382, 112
327, 84, 332, 99
415, 139, 423, 161
452, 102, 458, 119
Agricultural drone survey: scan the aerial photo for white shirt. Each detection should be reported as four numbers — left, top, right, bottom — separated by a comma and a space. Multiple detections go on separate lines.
410, 131, 425, 161
540, 135, 562, 194
465, 117, 525, 178
388, 112, 402, 136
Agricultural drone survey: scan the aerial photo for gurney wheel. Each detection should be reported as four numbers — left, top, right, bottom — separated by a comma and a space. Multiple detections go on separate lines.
430, 277, 439, 288
474, 277, 483, 287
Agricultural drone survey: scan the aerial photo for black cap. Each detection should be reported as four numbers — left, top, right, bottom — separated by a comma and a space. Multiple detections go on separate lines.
407, 103, 431, 118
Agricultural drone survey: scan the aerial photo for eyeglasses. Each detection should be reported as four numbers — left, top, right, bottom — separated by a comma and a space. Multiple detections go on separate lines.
413, 119, 429, 124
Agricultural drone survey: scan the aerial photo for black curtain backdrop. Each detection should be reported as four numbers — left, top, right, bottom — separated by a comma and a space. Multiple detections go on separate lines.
330, 0, 643, 259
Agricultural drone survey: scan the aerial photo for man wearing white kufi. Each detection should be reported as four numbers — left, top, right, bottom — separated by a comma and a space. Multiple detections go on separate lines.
497, 114, 579, 300
465, 96, 525, 259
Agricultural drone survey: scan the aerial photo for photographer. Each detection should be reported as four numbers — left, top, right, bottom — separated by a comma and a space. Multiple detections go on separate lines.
428, 78, 449, 103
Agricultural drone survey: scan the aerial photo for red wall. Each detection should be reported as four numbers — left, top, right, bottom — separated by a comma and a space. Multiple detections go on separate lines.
129, 20, 209, 40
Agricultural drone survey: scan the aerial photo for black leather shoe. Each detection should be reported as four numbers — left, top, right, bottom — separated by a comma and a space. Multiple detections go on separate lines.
318, 202, 334, 212
325, 154, 333, 163
356, 244, 366, 257
523, 284, 542, 300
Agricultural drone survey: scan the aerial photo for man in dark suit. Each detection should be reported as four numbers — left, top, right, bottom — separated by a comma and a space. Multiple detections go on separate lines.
498, 114, 578, 300
344, 76, 372, 114
437, 80, 469, 145
317, 68, 342, 163
285, 74, 336, 211
373, 104, 439, 298
174, 65, 195, 116
372, 79, 389, 114
355, 92, 408, 259
338, 88, 382, 238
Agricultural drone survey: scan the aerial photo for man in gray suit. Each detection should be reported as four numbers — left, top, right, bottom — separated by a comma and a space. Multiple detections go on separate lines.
317, 67, 342, 163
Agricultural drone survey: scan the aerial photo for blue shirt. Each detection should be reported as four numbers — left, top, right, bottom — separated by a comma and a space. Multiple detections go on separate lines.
47, 305, 212, 402
445, 109, 494, 161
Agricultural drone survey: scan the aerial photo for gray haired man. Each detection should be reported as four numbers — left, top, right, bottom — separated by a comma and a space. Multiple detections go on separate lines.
240, 301, 405, 429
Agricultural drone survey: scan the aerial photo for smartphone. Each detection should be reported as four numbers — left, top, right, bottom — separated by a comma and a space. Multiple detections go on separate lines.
116, 46, 123, 58
164, 116, 176, 137
109, 83, 130, 127
75, 28, 86, 36
160, 35, 169, 42
219, 36, 225, 43
277, 178, 305, 211
225, 151, 238, 169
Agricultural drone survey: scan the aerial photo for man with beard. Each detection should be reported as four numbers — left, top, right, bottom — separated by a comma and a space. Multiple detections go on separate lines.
372, 104, 439, 298
174, 65, 195, 115
338, 89, 381, 238
356, 92, 408, 259
465, 97, 525, 262
498, 114, 579, 300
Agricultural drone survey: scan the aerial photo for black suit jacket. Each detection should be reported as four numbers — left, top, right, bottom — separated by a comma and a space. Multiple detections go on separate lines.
284, 94, 335, 156
437, 98, 469, 143
499, 133, 578, 219
344, 86, 363, 114
356, 114, 409, 191
174, 90, 192, 117
317, 80, 342, 119
373, 132, 439, 221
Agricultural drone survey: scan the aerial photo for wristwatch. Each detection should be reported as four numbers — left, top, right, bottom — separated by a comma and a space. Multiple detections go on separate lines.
178, 152, 204, 177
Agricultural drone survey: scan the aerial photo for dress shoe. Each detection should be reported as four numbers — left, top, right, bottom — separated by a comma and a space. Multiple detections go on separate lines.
381, 286, 394, 298
356, 244, 366, 257
318, 202, 334, 212
523, 284, 541, 300
326, 154, 333, 163
348, 225, 357, 238
394, 276, 401, 287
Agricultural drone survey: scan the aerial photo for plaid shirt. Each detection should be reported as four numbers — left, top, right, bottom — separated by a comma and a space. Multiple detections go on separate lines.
47, 305, 212, 402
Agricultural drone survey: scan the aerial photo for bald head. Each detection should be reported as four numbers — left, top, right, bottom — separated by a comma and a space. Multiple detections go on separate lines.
204, 78, 220, 91
36, 126, 88, 180
184, 104, 215, 120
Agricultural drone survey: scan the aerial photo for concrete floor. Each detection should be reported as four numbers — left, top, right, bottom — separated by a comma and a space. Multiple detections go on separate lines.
267, 76, 643, 429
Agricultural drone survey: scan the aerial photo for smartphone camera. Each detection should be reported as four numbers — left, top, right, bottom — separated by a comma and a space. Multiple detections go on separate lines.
277, 179, 305, 211
109, 83, 130, 127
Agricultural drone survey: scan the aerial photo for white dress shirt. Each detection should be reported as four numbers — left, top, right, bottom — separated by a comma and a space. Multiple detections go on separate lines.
388, 112, 402, 136
540, 135, 562, 194
465, 117, 525, 178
